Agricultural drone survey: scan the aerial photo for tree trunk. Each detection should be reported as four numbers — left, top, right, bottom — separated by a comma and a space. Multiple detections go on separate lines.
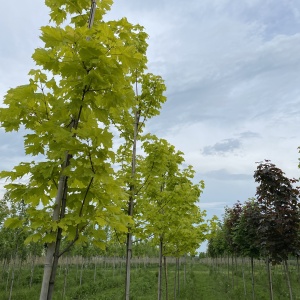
40, 242, 56, 300
79, 257, 84, 286
47, 177, 68, 300
62, 257, 69, 300
29, 254, 36, 288
251, 257, 255, 300
8, 257, 17, 300
174, 258, 177, 300
163, 256, 168, 300
125, 107, 140, 300
227, 255, 230, 280
158, 237, 163, 300
231, 254, 234, 289
6, 257, 11, 292
40, 167, 69, 300
283, 260, 293, 300
183, 255, 186, 288
266, 257, 274, 300
297, 256, 300, 283
93, 259, 97, 283
177, 258, 180, 297
241, 257, 247, 297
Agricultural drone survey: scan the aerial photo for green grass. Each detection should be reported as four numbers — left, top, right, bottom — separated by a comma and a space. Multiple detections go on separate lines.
1, 258, 300, 299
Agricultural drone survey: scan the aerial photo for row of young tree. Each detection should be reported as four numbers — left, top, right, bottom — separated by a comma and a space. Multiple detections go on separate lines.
0, 1, 212, 299
207, 160, 300, 300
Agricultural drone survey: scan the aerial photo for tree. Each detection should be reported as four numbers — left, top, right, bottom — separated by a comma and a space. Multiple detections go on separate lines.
113, 73, 166, 300
223, 201, 243, 257
0, 1, 151, 299
254, 160, 300, 300
207, 223, 226, 259
136, 136, 206, 300
232, 198, 260, 300
254, 160, 300, 264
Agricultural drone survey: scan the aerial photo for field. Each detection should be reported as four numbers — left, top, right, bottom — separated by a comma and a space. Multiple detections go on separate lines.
1, 256, 300, 299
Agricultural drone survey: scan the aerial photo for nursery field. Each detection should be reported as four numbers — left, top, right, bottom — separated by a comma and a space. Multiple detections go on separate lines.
1, 257, 300, 300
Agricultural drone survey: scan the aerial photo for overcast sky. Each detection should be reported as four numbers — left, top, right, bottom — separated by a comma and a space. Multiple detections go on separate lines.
1, 1, 300, 230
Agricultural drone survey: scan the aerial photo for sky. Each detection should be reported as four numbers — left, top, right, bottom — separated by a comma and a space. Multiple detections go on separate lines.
1, 1, 300, 233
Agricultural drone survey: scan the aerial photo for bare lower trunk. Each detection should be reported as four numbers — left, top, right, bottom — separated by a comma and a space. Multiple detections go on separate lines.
183, 255, 186, 288
40, 242, 56, 300
8, 248, 18, 300
174, 258, 177, 300
47, 179, 68, 300
241, 257, 246, 296
164, 256, 168, 300
283, 260, 293, 300
266, 257, 274, 300
177, 258, 180, 297
125, 106, 140, 300
93, 259, 97, 283
231, 255, 234, 289
30, 255, 36, 288
158, 237, 163, 300
251, 257, 255, 300
79, 257, 84, 286
125, 231, 133, 300
227, 255, 230, 280
62, 257, 69, 300
297, 257, 300, 283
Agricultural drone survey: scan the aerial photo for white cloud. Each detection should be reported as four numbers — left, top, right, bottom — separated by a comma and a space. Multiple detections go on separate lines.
0, 0, 299, 220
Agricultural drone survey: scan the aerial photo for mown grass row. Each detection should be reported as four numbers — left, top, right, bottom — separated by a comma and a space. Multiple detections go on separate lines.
1, 257, 300, 299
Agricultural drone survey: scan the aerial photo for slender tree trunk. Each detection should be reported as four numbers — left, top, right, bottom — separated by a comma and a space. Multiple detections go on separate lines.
6, 257, 11, 292
163, 256, 169, 300
183, 255, 186, 288
76, 258, 79, 281
241, 257, 246, 297
79, 256, 84, 286
266, 257, 274, 300
62, 257, 68, 300
1, 258, 7, 284
297, 256, 300, 283
158, 237, 163, 300
251, 257, 255, 300
47, 178, 68, 300
8, 242, 19, 300
283, 260, 293, 300
174, 258, 177, 300
227, 255, 230, 280
231, 254, 234, 289
125, 107, 140, 300
16, 259, 22, 286
93, 259, 97, 283
177, 257, 180, 297
8, 262, 15, 300
30, 254, 36, 288
125, 230, 133, 299
40, 172, 68, 300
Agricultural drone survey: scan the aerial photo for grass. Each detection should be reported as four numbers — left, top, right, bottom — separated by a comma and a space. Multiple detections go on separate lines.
1, 257, 300, 299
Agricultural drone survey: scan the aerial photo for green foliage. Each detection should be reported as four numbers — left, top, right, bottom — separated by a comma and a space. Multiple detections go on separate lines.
134, 136, 207, 256
0, 193, 43, 261
233, 198, 260, 259
0, 0, 150, 250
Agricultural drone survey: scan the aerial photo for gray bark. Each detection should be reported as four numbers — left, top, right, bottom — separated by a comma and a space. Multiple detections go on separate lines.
125, 108, 140, 300
158, 237, 163, 300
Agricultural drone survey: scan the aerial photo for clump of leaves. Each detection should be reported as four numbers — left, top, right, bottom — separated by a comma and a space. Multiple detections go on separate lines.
254, 160, 300, 264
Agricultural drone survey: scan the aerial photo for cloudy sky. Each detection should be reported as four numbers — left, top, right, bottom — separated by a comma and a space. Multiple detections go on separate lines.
1, 0, 300, 227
